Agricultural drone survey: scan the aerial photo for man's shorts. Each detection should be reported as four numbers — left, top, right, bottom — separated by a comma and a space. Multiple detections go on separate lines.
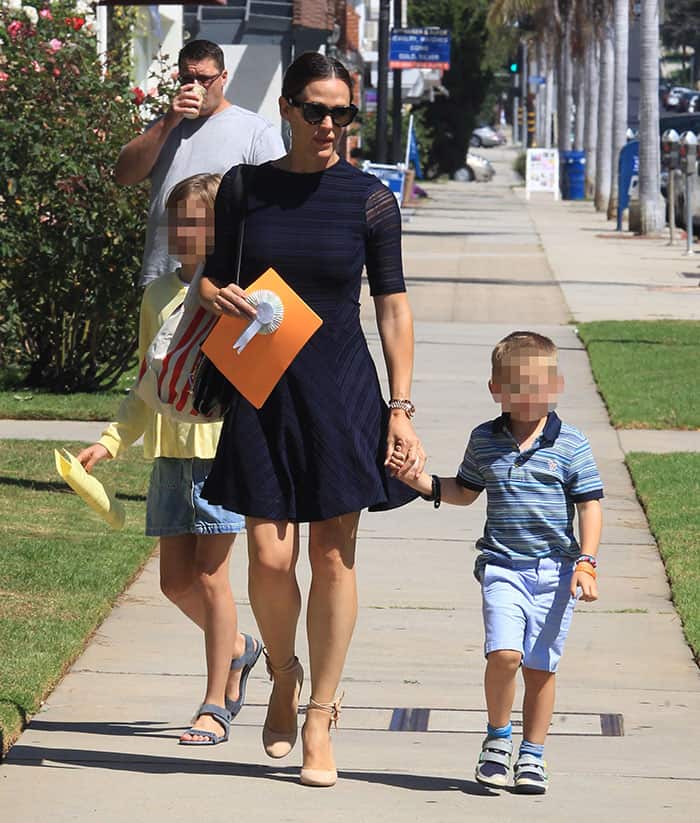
146, 457, 245, 537
481, 556, 576, 673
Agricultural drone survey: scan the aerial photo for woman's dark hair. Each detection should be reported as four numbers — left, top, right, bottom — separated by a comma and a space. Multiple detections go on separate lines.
179, 40, 225, 73
282, 52, 353, 102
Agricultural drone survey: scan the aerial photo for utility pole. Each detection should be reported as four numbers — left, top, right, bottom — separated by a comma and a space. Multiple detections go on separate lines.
376, 0, 390, 163
391, 0, 402, 163
520, 40, 528, 146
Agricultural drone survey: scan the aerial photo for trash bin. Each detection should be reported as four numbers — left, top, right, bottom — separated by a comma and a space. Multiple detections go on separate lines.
561, 150, 586, 200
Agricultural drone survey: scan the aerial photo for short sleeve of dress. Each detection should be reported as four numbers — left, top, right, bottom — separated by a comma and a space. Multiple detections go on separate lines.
203, 166, 242, 286
364, 183, 406, 297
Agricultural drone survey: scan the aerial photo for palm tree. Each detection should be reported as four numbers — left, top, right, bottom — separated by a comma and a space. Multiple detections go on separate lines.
584, 36, 599, 196
607, 0, 629, 219
638, 0, 664, 233
595, 8, 614, 211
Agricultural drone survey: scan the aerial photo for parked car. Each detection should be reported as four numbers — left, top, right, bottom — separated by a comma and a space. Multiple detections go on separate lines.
665, 86, 693, 111
453, 152, 495, 182
470, 125, 505, 148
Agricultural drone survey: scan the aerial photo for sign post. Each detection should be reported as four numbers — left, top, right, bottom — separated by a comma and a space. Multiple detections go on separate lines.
525, 149, 559, 200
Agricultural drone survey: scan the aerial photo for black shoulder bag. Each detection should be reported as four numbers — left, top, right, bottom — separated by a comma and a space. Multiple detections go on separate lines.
191, 165, 250, 417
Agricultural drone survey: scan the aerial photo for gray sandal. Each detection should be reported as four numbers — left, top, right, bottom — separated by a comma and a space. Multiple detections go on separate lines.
513, 753, 548, 794
226, 633, 263, 716
475, 736, 513, 788
179, 703, 232, 746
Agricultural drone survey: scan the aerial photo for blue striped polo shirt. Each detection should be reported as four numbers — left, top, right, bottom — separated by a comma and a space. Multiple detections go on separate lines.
457, 412, 603, 567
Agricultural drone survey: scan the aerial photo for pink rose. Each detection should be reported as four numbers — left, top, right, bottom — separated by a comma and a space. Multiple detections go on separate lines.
40, 8, 53, 19
31, 60, 42, 72
0, 71, 9, 83
7, 20, 24, 39
147, 86, 158, 97
48, 38, 62, 52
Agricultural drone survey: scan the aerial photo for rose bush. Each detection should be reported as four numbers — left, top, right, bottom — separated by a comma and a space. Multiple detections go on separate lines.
0, 1, 177, 389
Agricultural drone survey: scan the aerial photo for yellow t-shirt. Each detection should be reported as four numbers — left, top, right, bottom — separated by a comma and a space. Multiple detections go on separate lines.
99, 271, 222, 460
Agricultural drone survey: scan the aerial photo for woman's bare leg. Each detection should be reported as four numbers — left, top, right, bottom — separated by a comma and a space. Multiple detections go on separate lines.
303, 512, 360, 772
247, 518, 301, 736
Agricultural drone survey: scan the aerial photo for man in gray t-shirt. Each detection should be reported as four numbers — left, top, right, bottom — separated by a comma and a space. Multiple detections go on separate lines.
115, 40, 285, 285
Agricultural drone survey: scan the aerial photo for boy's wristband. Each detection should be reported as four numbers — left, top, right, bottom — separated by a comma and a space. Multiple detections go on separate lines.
576, 553, 598, 569
575, 561, 597, 579
420, 474, 441, 508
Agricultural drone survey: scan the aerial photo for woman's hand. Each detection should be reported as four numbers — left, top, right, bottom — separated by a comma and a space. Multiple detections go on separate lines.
385, 411, 426, 480
210, 283, 257, 319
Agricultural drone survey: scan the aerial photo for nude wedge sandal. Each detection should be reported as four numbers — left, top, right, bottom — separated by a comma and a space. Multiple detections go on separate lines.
262, 651, 304, 758
299, 693, 344, 787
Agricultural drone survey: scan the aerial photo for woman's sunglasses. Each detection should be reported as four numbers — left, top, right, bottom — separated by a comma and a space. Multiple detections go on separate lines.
287, 98, 358, 127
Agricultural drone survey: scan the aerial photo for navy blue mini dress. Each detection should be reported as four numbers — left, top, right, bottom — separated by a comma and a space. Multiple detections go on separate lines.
201, 159, 418, 522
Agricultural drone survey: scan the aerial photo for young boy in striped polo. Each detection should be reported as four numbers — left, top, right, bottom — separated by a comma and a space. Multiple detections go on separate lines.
393, 331, 603, 794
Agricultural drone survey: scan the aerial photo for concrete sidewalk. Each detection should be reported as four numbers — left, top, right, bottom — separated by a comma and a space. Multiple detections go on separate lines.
2, 149, 698, 821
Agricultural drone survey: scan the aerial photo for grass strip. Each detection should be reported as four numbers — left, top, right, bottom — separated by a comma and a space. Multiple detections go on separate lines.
0, 363, 138, 421
0, 439, 153, 754
626, 452, 700, 663
577, 320, 700, 429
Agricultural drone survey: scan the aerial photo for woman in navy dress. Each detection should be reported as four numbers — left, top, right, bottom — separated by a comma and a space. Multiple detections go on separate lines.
199, 52, 425, 786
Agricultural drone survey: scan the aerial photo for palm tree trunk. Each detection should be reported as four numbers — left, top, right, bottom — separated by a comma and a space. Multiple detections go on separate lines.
557, 15, 573, 152
574, 55, 586, 151
639, 0, 664, 233
545, 39, 554, 148
607, 0, 629, 219
595, 20, 615, 211
585, 37, 599, 197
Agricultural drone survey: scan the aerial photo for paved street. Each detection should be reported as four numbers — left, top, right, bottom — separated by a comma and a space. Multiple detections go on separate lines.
1, 146, 699, 821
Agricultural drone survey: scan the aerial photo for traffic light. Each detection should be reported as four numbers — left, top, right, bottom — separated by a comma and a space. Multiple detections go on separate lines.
509, 61, 518, 73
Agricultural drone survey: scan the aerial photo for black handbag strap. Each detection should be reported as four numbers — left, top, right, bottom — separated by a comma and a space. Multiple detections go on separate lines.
232, 164, 251, 286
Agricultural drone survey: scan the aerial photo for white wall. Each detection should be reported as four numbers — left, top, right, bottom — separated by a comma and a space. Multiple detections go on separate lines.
221, 44, 283, 130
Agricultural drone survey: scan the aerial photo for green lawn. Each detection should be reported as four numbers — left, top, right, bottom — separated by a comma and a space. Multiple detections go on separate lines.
577, 320, 700, 429
626, 452, 700, 663
0, 440, 153, 754
0, 363, 138, 421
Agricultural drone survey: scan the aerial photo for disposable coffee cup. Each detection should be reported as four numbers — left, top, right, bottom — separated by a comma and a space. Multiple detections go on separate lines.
182, 84, 206, 120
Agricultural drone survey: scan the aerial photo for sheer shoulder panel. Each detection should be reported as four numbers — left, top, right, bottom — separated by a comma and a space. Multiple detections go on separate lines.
364, 182, 406, 296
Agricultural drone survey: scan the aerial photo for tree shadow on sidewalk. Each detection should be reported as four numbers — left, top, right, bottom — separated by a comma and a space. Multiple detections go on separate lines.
6, 744, 495, 796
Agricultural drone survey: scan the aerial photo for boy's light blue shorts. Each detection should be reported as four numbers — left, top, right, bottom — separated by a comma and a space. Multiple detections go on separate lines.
481, 556, 576, 673
146, 457, 245, 537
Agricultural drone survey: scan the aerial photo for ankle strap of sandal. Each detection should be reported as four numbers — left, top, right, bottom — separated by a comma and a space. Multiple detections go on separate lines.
263, 649, 300, 681
307, 692, 344, 729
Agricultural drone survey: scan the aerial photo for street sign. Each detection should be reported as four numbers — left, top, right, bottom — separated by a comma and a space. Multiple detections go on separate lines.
362, 162, 406, 206
389, 28, 451, 71
525, 148, 559, 200
529, 75, 546, 85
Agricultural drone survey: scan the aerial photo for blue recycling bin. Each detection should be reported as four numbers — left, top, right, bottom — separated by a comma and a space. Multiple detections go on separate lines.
561, 150, 586, 200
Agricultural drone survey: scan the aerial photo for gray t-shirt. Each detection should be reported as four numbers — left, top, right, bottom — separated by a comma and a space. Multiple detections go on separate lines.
140, 104, 285, 285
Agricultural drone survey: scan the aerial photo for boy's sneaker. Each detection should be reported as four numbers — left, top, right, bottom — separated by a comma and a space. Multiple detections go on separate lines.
474, 736, 513, 788
513, 753, 548, 794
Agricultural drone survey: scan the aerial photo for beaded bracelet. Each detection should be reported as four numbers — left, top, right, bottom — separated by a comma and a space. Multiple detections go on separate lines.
575, 561, 597, 579
420, 475, 441, 508
576, 553, 598, 569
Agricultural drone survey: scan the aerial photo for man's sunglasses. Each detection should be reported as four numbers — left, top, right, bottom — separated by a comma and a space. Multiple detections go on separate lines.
287, 98, 358, 127
180, 71, 222, 88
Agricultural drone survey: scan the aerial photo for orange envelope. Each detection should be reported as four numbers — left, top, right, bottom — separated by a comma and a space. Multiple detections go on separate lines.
201, 268, 323, 409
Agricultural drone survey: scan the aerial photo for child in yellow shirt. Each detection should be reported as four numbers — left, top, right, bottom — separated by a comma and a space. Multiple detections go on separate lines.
78, 174, 260, 745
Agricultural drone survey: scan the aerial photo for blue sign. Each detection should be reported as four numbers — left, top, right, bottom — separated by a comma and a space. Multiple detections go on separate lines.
529, 75, 546, 85
390, 28, 451, 70
617, 140, 639, 230
408, 127, 423, 180
362, 162, 406, 205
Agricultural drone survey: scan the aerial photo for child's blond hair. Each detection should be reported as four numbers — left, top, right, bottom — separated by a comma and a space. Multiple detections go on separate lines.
491, 331, 558, 380
165, 173, 222, 212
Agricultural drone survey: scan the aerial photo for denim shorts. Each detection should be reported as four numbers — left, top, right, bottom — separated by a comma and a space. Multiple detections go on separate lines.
481, 556, 576, 673
146, 458, 245, 537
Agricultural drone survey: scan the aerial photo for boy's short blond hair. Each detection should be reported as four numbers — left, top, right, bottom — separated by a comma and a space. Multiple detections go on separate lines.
491, 331, 558, 379
165, 173, 222, 212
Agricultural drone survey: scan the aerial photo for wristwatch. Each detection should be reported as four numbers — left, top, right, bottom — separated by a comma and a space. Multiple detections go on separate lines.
388, 399, 416, 420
